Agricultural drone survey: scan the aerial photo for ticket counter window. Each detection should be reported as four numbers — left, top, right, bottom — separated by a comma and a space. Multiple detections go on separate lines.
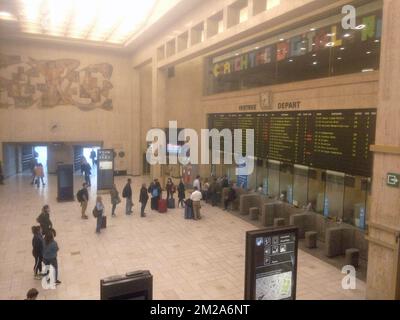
279, 164, 293, 203
307, 169, 326, 214
256, 160, 267, 194
324, 171, 345, 220
293, 165, 309, 208
267, 160, 280, 198
343, 176, 368, 229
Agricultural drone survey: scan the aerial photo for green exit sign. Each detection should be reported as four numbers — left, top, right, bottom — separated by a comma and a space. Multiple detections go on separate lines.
387, 173, 400, 188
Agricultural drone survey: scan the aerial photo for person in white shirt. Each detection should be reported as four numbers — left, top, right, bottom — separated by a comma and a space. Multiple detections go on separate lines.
190, 187, 202, 220
193, 175, 201, 191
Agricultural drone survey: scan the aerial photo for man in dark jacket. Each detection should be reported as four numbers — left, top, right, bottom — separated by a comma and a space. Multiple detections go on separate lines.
77, 183, 89, 219
82, 162, 92, 187
148, 179, 162, 210
32, 226, 43, 279
36, 205, 53, 235
122, 178, 133, 215
224, 183, 237, 211
139, 183, 149, 217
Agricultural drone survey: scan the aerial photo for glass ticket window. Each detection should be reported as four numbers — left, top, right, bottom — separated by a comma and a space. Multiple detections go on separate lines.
267, 160, 280, 198
293, 165, 309, 208
308, 168, 326, 214
343, 176, 368, 229
279, 163, 294, 203
256, 159, 268, 194
324, 171, 345, 220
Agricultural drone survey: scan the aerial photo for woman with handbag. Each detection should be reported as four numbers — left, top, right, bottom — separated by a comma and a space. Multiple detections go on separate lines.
110, 184, 121, 217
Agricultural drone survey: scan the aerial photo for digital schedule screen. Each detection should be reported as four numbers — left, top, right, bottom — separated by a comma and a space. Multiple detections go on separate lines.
208, 109, 376, 177
245, 227, 298, 300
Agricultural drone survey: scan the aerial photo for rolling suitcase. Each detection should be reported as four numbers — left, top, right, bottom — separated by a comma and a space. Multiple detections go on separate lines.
184, 206, 193, 219
158, 199, 167, 213
101, 216, 107, 229
167, 198, 175, 209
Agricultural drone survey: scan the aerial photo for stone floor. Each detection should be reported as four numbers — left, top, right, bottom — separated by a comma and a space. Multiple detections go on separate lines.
0, 173, 366, 300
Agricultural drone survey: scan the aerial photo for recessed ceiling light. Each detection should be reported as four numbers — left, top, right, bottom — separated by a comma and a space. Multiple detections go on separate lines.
343, 33, 351, 38
255, 47, 259, 49
356, 24, 366, 30
312, 43, 316, 46
327, 33, 335, 37
337, 57, 342, 60
325, 42, 335, 47
313, 61, 318, 65
310, 28, 316, 31
235, 53, 239, 56
362, 68, 374, 73
289, 59, 293, 62
366, 51, 371, 55
374, 39, 380, 43
279, 38, 284, 41
312, 53, 317, 57
340, 47, 345, 51
0, 11, 17, 21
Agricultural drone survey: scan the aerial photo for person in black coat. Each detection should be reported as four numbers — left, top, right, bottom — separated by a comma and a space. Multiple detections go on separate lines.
122, 178, 133, 215
148, 179, 162, 210
31, 226, 43, 279
36, 205, 53, 236
139, 183, 149, 217
177, 179, 185, 208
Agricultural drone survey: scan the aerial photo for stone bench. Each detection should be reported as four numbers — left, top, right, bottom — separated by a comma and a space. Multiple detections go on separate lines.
305, 231, 317, 249
249, 207, 259, 220
345, 248, 360, 268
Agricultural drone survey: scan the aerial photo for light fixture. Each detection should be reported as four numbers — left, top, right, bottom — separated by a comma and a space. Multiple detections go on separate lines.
255, 47, 259, 50
310, 28, 316, 31
327, 33, 335, 37
312, 53, 317, 57
289, 59, 293, 62
343, 33, 351, 38
374, 39, 380, 43
313, 61, 318, 65
325, 42, 335, 47
362, 68, 374, 73
337, 57, 342, 60
340, 47, 345, 51
279, 38, 284, 41
235, 53, 239, 56
0, 11, 17, 21
366, 51, 371, 55
356, 24, 366, 30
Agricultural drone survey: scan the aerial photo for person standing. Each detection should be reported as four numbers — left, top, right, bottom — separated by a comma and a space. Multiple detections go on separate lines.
209, 178, 217, 206
177, 179, 185, 208
0, 160, 4, 185
32, 226, 43, 280
202, 178, 210, 202
166, 178, 175, 200
80, 157, 87, 176
224, 183, 237, 211
42, 231, 60, 285
36, 205, 53, 236
77, 183, 89, 219
139, 183, 149, 217
122, 178, 133, 215
190, 187, 202, 220
90, 149, 96, 167
193, 175, 201, 191
25, 288, 39, 300
34, 163, 45, 187
30, 158, 37, 185
94, 196, 104, 234
110, 184, 120, 217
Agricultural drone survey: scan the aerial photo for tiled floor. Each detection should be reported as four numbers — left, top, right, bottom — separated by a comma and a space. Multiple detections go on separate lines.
0, 173, 366, 300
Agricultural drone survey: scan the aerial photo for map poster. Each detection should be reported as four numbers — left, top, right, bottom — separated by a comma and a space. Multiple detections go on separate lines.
244, 226, 299, 300
97, 149, 114, 190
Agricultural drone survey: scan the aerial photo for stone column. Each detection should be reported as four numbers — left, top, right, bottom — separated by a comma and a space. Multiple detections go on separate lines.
366, 0, 400, 300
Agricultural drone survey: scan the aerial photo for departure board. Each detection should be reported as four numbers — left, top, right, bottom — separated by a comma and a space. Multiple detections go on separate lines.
207, 109, 376, 177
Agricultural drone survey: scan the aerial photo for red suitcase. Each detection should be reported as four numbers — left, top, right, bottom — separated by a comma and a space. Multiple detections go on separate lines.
158, 199, 167, 213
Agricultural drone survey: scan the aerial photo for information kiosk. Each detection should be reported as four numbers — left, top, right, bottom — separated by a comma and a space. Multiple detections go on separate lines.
97, 149, 114, 191
244, 226, 299, 300
56, 164, 74, 202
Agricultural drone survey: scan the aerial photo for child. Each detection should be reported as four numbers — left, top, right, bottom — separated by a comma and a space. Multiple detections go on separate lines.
31, 226, 43, 280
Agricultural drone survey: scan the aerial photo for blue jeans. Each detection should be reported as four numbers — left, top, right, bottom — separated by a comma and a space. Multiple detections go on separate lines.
126, 197, 132, 214
96, 214, 103, 233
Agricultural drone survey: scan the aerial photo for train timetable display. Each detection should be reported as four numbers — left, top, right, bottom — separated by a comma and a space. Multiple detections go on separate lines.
207, 109, 376, 177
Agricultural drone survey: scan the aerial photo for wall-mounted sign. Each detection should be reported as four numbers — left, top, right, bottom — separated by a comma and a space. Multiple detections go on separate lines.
387, 173, 400, 188
245, 226, 299, 300
97, 149, 114, 190
239, 104, 257, 111
277, 101, 301, 110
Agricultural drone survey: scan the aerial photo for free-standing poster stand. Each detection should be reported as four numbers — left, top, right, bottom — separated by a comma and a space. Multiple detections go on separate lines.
57, 164, 74, 202
97, 149, 114, 191
244, 226, 299, 300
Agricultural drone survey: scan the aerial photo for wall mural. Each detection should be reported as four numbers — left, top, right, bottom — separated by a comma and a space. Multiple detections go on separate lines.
0, 53, 113, 110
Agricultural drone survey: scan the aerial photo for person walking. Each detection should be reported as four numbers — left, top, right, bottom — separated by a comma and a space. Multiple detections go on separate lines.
177, 179, 185, 208
110, 184, 120, 217
32, 226, 43, 280
139, 183, 149, 217
90, 149, 97, 167
193, 175, 201, 191
122, 178, 133, 215
77, 183, 89, 219
34, 163, 45, 187
94, 196, 104, 234
42, 231, 60, 285
30, 158, 37, 185
80, 157, 87, 176
82, 162, 92, 187
190, 187, 202, 220
36, 205, 53, 236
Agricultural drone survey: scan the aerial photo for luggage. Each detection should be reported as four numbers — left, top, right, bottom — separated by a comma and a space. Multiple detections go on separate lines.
101, 216, 107, 229
184, 206, 193, 219
158, 199, 167, 213
167, 198, 175, 209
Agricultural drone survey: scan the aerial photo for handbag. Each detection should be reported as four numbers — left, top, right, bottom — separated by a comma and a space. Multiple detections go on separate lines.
92, 207, 99, 218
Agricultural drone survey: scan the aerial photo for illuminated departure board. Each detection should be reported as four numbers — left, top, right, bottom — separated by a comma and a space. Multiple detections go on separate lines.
207, 109, 376, 177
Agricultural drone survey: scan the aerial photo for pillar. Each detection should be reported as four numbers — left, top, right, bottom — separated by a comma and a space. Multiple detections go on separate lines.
366, 0, 400, 300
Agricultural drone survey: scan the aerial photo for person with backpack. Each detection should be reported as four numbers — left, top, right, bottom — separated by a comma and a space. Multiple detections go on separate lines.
77, 183, 89, 219
122, 178, 133, 215
36, 205, 53, 236
139, 183, 149, 217
148, 179, 161, 210
110, 184, 121, 217
32, 226, 43, 280
177, 179, 186, 208
93, 196, 104, 234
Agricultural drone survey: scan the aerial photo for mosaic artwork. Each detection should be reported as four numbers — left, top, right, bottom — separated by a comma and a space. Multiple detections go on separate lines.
0, 53, 113, 110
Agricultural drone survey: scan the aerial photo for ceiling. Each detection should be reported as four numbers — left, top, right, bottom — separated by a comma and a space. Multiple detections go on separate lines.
0, 0, 162, 47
